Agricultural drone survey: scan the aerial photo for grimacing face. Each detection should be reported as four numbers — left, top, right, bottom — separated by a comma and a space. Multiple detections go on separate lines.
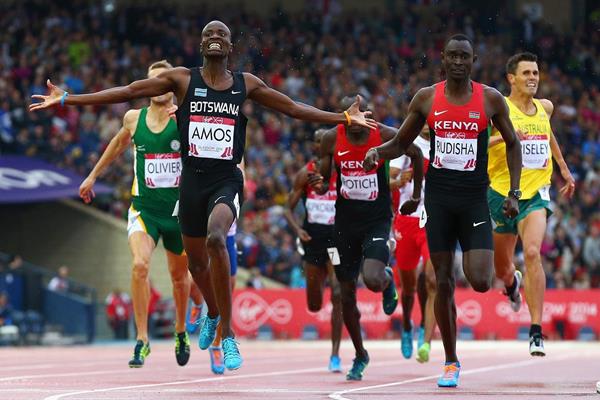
201, 21, 232, 58
509, 60, 539, 97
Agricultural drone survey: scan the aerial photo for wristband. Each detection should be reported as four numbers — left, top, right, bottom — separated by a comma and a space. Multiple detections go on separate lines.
60, 91, 69, 107
343, 111, 351, 126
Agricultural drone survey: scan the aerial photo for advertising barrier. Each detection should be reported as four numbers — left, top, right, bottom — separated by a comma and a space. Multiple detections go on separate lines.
232, 288, 599, 340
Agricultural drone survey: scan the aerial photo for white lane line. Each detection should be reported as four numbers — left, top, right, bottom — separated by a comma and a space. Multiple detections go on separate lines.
42, 358, 411, 400
329, 355, 572, 400
0, 370, 127, 382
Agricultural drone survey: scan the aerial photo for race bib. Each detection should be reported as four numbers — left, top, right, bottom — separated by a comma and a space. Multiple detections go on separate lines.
340, 172, 379, 201
306, 198, 336, 225
521, 135, 550, 169
327, 247, 341, 266
188, 115, 235, 160
419, 208, 428, 228
144, 153, 181, 188
539, 185, 550, 201
432, 132, 478, 171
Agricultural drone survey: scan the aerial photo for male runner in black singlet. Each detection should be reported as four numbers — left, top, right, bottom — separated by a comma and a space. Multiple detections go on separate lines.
30, 20, 375, 371
364, 34, 522, 387
311, 95, 424, 381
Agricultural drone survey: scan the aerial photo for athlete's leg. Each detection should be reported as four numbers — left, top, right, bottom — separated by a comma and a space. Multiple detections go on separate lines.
493, 233, 519, 288
183, 236, 218, 318
165, 251, 191, 334
362, 258, 391, 292
213, 276, 236, 347
205, 204, 235, 338
189, 276, 203, 305
518, 209, 547, 328
399, 269, 417, 331
462, 249, 494, 293
339, 279, 367, 358
326, 261, 343, 358
128, 231, 155, 343
417, 271, 427, 329
430, 251, 458, 363
423, 259, 437, 344
305, 262, 328, 312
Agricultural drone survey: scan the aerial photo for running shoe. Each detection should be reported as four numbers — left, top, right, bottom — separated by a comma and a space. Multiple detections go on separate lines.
416, 342, 430, 363
417, 326, 425, 349
209, 345, 225, 374
401, 323, 413, 359
186, 303, 203, 334
198, 314, 220, 350
382, 267, 398, 315
437, 361, 460, 387
175, 331, 191, 366
128, 340, 151, 368
222, 336, 243, 370
346, 354, 369, 381
328, 355, 342, 373
504, 270, 522, 312
529, 333, 546, 357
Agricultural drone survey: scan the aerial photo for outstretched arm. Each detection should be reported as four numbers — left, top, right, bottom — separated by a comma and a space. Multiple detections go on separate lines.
364, 88, 431, 171
398, 144, 424, 215
30, 68, 187, 111
244, 74, 376, 129
79, 110, 137, 203
283, 168, 312, 241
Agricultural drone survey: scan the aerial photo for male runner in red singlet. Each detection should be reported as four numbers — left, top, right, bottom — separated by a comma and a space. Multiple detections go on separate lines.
284, 128, 343, 373
364, 34, 522, 387
311, 95, 423, 381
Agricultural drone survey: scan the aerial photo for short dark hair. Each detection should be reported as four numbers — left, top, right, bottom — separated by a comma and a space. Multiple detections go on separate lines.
506, 52, 538, 75
444, 34, 473, 50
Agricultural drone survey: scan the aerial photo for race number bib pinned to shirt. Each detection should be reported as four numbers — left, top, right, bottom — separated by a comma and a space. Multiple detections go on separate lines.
539, 185, 550, 201
340, 171, 379, 201
327, 247, 341, 266
521, 134, 550, 170
306, 198, 336, 225
188, 115, 235, 160
144, 153, 181, 188
432, 131, 478, 171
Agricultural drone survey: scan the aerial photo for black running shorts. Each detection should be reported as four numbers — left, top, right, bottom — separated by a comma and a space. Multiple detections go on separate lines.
333, 218, 391, 282
178, 165, 243, 237
423, 190, 493, 253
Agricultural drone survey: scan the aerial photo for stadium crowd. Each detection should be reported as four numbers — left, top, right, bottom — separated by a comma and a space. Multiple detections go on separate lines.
1, 1, 599, 287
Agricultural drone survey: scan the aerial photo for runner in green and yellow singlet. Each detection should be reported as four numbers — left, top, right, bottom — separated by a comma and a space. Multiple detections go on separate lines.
487, 52, 575, 357
79, 60, 192, 368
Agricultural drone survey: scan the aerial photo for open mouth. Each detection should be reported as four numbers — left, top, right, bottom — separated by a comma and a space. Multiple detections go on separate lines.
208, 42, 222, 51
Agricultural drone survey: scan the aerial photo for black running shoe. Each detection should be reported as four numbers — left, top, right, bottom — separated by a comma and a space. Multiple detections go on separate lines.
175, 331, 191, 366
128, 340, 150, 368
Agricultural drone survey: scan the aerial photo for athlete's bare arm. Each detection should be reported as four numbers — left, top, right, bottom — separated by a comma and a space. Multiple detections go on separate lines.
485, 87, 521, 217
79, 109, 139, 203
244, 74, 375, 129
539, 99, 575, 198
30, 68, 190, 111
284, 167, 312, 241
364, 87, 434, 171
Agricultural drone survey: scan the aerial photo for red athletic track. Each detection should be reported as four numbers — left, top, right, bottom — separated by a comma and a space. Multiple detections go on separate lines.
0, 341, 598, 399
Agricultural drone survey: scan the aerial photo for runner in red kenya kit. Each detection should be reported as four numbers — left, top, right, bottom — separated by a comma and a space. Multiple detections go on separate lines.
29, 20, 376, 371
310, 95, 424, 381
364, 34, 522, 387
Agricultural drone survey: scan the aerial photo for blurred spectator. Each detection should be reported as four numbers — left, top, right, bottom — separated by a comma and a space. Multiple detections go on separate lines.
583, 225, 600, 277
105, 288, 131, 340
0, 292, 13, 326
47, 265, 69, 292
246, 268, 264, 289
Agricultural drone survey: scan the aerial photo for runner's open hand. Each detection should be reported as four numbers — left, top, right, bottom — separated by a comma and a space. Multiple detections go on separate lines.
30, 80, 65, 111
559, 166, 575, 199
307, 171, 325, 194
346, 95, 377, 130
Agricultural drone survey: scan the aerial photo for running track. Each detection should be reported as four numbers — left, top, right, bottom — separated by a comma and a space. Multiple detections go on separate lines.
1, 341, 597, 399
